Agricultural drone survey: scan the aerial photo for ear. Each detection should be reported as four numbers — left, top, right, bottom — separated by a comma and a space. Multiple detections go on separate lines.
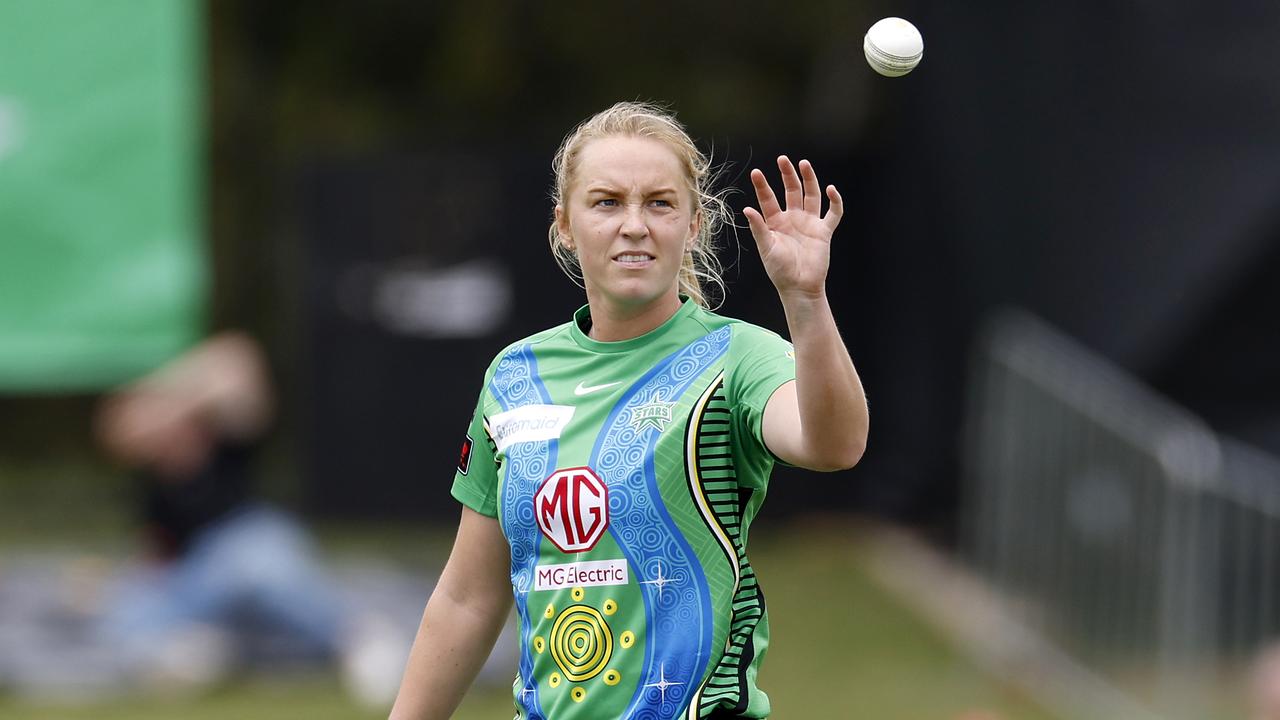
554, 204, 574, 250
687, 209, 702, 251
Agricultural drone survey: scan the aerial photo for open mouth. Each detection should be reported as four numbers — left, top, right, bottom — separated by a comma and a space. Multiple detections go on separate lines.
613, 252, 655, 267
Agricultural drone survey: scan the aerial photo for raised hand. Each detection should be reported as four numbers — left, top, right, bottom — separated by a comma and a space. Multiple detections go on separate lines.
743, 156, 844, 300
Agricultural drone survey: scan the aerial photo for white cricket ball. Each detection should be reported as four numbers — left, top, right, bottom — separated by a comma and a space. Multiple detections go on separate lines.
864, 17, 924, 77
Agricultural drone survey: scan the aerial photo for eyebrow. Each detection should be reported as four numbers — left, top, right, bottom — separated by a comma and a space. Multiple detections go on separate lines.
584, 185, 680, 195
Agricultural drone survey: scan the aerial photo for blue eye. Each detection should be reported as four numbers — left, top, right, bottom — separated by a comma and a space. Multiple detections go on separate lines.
652, 199, 672, 208
596, 198, 618, 207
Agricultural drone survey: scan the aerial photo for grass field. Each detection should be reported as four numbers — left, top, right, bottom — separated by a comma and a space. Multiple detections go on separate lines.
0, 506, 1054, 720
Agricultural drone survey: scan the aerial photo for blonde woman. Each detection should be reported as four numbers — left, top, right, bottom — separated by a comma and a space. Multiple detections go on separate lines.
391, 102, 868, 720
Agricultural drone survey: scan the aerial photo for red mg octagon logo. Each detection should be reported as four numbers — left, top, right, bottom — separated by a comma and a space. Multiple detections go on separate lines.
535, 467, 609, 553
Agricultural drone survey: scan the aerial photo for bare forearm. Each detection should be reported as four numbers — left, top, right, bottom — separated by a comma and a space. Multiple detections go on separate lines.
389, 587, 511, 720
780, 291, 868, 470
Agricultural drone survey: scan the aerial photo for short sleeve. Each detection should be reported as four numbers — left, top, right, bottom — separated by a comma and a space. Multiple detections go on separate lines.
727, 324, 797, 481
450, 384, 501, 518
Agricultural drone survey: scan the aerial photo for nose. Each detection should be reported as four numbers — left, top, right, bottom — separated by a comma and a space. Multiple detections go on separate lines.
619, 203, 647, 238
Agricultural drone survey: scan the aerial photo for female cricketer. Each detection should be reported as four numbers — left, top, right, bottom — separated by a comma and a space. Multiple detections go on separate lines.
390, 101, 868, 719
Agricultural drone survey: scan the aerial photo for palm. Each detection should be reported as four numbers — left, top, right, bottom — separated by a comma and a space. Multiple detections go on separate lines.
744, 156, 844, 298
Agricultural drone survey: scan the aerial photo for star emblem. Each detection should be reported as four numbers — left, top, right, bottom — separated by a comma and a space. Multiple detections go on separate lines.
643, 662, 682, 705
630, 390, 675, 433
638, 559, 683, 601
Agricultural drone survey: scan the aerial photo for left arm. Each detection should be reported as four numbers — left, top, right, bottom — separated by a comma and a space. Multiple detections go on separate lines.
745, 156, 869, 471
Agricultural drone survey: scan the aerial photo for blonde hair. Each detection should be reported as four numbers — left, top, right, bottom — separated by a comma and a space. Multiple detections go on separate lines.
548, 101, 730, 309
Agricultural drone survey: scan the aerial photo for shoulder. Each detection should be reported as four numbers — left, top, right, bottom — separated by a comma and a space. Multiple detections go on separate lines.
470, 323, 574, 408
696, 310, 794, 408
475, 322, 576, 391
486, 322, 574, 366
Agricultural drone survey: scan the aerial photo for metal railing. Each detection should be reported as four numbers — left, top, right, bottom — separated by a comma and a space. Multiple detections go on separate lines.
963, 310, 1280, 719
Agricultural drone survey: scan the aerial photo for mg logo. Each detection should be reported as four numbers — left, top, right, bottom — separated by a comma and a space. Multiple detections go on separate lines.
535, 467, 609, 553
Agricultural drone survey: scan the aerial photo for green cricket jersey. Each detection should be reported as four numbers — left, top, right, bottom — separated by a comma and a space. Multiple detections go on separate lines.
452, 298, 796, 719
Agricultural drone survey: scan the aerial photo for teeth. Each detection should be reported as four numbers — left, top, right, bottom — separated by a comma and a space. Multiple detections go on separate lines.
616, 254, 651, 262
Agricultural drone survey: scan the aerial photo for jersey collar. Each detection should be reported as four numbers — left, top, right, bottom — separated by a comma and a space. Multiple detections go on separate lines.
569, 297, 698, 354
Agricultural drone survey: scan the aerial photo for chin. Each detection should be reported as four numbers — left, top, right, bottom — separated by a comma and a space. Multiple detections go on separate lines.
594, 282, 677, 312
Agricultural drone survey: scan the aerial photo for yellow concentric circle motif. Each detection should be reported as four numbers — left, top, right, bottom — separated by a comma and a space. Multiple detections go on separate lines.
603, 669, 621, 686
550, 604, 613, 682
533, 636, 545, 654
549, 672, 561, 688
571, 587, 584, 601
544, 603, 555, 619
620, 630, 635, 648
602, 599, 617, 615
571, 687, 587, 703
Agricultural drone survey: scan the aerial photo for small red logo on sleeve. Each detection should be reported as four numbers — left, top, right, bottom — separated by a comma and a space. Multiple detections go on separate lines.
457, 434, 473, 475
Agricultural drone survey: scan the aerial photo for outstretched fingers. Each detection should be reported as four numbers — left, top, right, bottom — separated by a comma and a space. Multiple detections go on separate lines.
778, 155, 803, 213
749, 168, 783, 219
743, 206, 774, 257
824, 185, 844, 232
799, 160, 821, 215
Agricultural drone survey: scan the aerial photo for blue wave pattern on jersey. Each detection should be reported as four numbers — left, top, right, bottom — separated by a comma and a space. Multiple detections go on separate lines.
491, 344, 554, 720
591, 326, 732, 719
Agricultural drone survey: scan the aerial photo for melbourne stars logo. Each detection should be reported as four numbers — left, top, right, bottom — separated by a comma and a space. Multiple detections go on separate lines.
629, 389, 675, 433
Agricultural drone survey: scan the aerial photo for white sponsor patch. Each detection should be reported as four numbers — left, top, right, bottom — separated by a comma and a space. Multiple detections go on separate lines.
534, 558, 629, 592
489, 404, 575, 453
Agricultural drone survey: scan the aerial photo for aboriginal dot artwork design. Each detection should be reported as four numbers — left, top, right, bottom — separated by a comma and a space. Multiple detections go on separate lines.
491, 344, 555, 720
465, 310, 795, 718
531, 595, 634, 706
549, 604, 613, 682
588, 326, 732, 718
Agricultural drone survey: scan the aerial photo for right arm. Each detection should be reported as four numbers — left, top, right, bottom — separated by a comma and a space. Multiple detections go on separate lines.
389, 506, 512, 720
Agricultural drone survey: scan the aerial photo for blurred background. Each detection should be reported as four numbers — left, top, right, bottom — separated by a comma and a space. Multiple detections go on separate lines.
2, 0, 1278, 718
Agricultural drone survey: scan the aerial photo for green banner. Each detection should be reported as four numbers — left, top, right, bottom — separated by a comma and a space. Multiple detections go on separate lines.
0, 0, 205, 391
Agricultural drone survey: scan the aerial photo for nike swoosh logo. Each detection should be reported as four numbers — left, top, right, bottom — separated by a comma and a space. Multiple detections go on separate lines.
574, 380, 623, 396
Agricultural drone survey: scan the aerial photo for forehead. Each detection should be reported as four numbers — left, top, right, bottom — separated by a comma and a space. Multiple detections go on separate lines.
572, 136, 688, 191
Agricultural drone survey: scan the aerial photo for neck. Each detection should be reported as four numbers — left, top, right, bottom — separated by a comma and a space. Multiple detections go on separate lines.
585, 293, 684, 342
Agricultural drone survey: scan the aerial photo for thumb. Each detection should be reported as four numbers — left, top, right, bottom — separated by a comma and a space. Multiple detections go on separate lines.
744, 207, 773, 257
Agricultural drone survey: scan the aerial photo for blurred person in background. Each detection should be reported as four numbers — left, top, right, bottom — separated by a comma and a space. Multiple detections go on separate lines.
1252, 643, 1280, 720
391, 102, 868, 719
94, 331, 347, 690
